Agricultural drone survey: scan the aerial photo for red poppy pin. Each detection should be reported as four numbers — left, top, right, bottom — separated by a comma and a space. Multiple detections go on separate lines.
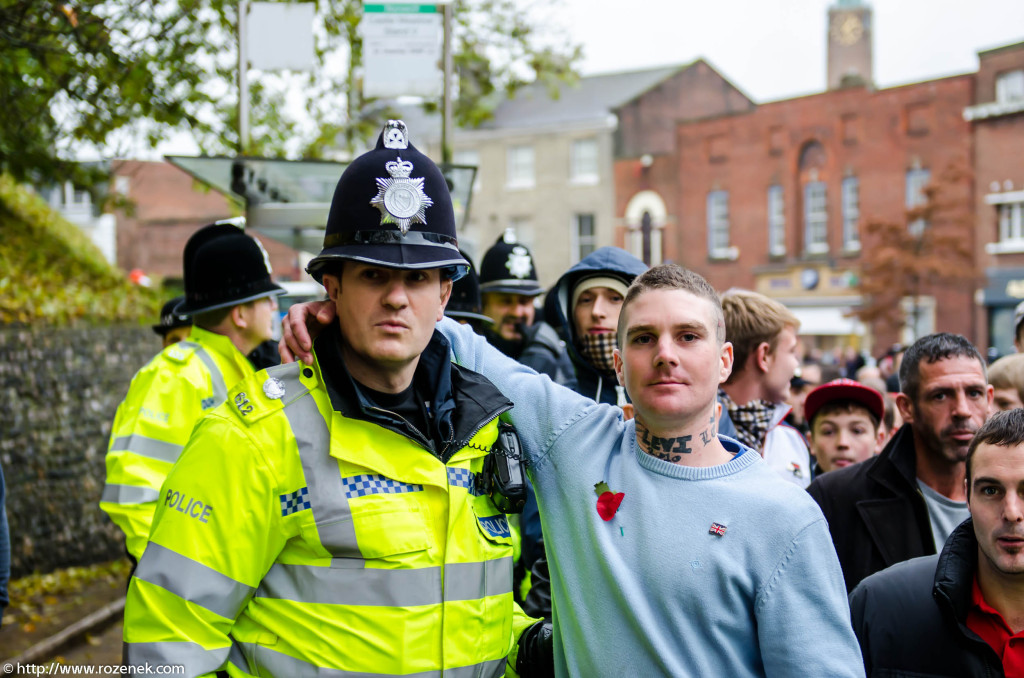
594, 481, 625, 521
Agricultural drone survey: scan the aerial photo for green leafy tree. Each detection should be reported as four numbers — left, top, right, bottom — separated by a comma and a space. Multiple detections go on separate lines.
0, 0, 580, 187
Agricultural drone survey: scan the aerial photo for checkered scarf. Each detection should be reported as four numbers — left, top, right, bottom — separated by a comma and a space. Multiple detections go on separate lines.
719, 390, 774, 452
579, 331, 618, 374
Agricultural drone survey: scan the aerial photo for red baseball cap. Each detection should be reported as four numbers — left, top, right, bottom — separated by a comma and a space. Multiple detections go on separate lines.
804, 378, 885, 426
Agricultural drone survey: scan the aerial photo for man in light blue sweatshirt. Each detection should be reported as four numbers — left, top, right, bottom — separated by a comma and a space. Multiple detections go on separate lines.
283, 264, 864, 677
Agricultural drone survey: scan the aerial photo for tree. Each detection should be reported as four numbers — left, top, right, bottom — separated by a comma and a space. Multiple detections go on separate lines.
0, 0, 580, 187
853, 163, 979, 341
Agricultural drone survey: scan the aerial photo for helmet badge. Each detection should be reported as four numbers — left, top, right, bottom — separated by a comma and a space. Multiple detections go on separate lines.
371, 156, 433, 235
382, 120, 409, 150
506, 245, 533, 279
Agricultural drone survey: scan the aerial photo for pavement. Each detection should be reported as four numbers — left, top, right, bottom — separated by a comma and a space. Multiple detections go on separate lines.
1, 560, 128, 668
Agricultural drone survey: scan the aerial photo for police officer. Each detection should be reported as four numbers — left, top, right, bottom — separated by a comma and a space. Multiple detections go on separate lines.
478, 233, 573, 385
124, 121, 550, 676
101, 222, 284, 563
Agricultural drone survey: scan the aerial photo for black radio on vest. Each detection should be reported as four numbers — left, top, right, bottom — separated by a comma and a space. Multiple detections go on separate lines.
480, 422, 527, 514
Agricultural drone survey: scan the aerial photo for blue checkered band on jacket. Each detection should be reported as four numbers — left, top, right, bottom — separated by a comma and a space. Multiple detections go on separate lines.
342, 474, 424, 499
280, 487, 312, 516
447, 467, 483, 496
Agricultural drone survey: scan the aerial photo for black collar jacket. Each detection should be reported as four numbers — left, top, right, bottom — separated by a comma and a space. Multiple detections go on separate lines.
807, 424, 936, 592
849, 519, 1004, 677
315, 323, 512, 463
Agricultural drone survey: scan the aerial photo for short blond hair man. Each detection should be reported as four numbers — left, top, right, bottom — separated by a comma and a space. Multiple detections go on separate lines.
988, 353, 1024, 412
718, 289, 812, 486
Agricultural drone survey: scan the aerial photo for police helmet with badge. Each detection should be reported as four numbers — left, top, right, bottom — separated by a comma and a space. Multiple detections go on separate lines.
306, 120, 523, 514
305, 119, 469, 282
175, 220, 285, 316
478, 229, 543, 297
153, 296, 191, 336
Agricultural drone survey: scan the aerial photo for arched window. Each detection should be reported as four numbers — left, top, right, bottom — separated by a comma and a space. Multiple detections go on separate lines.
798, 141, 828, 254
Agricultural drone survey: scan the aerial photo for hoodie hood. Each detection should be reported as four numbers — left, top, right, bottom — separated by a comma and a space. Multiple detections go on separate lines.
543, 247, 648, 402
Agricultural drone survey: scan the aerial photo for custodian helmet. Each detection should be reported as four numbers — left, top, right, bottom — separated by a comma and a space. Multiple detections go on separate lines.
478, 230, 543, 297
306, 120, 469, 283
175, 222, 285, 315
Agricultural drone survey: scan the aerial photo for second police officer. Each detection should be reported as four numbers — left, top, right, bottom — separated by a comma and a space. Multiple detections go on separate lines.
123, 121, 550, 676
478, 232, 574, 385
102, 223, 284, 564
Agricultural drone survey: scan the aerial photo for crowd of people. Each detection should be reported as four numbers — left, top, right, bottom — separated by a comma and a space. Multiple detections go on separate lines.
90, 120, 1024, 677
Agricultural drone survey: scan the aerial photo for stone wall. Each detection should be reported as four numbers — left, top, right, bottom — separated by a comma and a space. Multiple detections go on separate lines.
0, 324, 160, 577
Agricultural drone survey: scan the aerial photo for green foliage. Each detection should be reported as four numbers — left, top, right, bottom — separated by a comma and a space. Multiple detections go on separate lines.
0, 1, 580, 181
0, 174, 160, 325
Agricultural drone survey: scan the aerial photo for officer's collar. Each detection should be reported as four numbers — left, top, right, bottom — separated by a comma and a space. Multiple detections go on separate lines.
185, 325, 254, 373
315, 322, 455, 425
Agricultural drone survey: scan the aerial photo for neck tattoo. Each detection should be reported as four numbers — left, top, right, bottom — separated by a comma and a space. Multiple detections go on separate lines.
636, 418, 692, 463
699, 411, 717, 446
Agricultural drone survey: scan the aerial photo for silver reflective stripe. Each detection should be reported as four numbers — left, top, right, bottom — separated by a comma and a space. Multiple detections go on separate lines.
125, 640, 228, 673
244, 643, 506, 678
181, 340, 228, 406
101, 484, 159, 505
258, 562, 441, 607
256, 558, 509, 607
278, 365, 361, 558
135, 542, 255, 620
449, 658, 506, 678
227, 641, 252, 674
109, 435, 183, 463
445, 557, 513, 602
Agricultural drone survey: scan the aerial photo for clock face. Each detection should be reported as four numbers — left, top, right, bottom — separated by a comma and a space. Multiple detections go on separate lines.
830, 13, 864, 46
800, 268, 820, 291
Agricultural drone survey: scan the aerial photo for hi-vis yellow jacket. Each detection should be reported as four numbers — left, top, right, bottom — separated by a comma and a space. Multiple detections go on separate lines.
101, 327, 257, 561
124, 332, 537, 677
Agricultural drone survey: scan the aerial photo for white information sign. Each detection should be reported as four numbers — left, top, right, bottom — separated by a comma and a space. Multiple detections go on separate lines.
362, 3, 443, 98
248, 2, 316, 71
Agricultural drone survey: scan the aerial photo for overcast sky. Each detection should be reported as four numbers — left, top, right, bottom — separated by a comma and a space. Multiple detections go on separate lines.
552, 0, 1024, 102
143, 0, 1023, 157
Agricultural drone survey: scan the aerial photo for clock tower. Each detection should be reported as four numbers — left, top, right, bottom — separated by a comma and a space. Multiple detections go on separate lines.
827, 0, 873, 90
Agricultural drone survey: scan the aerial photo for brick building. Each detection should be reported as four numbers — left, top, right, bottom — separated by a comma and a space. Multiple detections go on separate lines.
969, 41, 1024, 354
614, 0, 1023, 356
109, 160, 302, 284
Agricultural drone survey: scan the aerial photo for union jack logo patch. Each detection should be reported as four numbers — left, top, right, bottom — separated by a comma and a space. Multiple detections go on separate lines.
709, 522, 727, 537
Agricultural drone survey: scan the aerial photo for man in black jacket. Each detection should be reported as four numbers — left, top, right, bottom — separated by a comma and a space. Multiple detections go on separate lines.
849, 408, 1024, 677
808, 333, 993, 592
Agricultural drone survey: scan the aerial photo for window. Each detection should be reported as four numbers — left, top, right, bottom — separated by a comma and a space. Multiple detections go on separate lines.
707, 191, 731, 258
803, 182, 828, 253
570, 138, 599, 184
506, 145, 534, 189
767, 185, 785, 256
453, 149, 481, 192
50, 181, 92, 217
842, 177, 860, 250
997, 70, 1024, 104
999, 201, 1024, 244
573, 214, 597, 261
906, 168, 931, 235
